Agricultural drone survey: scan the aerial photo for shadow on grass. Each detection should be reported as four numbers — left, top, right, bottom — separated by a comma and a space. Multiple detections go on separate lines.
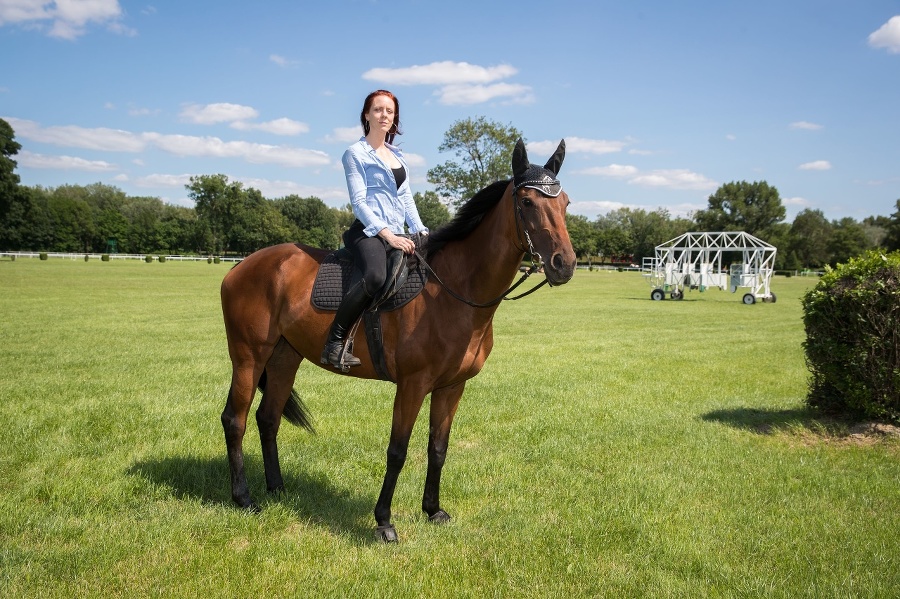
701, 406, 847, 437
126, 455, 374, 541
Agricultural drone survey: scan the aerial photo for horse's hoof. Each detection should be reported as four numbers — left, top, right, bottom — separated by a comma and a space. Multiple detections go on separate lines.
267, 485, 285, 495
244, 501, 261, 514
375, 524, 399, 543
428, 509, 451, 524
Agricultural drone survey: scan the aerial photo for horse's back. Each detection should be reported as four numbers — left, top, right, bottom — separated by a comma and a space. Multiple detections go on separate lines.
221, 243, 328, 346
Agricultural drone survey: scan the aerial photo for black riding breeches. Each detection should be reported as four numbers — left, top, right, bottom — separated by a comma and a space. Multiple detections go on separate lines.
343, 221, 388, 295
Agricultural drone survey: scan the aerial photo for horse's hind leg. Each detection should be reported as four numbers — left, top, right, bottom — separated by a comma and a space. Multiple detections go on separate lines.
256, 337, 303, 495
221, 351, 266, 511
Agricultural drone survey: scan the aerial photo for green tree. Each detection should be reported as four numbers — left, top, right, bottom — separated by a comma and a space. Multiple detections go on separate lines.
413, 190, 450, 231
788, 209, 831, 268
46, 187, 95, 252
594, 213, 633, 262
228, 188, 292, 254
0, 118, 22, 219
565, 213, 597, 261
159, 204, 202, 254
694, 180, 786, 238
275, 195, 339, 249
427, 117, 523, 208
187, 174, 244, 254
828, 217, 872, 265
121, 196, 165, 253
881, 199, 900, 251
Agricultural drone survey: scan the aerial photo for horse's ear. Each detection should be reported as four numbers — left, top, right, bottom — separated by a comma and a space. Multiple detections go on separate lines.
512, 138, 529, 177
543, 139, 566, 175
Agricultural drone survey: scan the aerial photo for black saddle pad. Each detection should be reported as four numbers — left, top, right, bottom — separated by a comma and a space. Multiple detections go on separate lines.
311, 248, 427, 312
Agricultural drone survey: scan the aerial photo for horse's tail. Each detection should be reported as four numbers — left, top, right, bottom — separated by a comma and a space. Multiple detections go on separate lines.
257, 370, 315, 433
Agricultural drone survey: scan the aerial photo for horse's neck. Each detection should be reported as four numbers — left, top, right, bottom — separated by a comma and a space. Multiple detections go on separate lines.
435, 195, 524, 304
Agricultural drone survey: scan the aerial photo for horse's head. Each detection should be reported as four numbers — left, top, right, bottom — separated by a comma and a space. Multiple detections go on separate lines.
511, 138, 577, 286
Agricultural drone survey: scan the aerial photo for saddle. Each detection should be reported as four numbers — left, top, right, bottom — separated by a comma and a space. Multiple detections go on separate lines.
311, 242, 428, 381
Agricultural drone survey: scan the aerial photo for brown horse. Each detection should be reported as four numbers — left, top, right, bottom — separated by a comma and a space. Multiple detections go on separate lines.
220, 139, 576, 542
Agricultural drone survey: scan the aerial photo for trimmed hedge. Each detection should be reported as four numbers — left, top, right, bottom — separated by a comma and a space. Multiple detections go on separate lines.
802, 251, 900, 423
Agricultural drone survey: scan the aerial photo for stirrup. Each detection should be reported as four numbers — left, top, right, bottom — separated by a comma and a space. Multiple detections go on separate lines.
320, 341, 361, 372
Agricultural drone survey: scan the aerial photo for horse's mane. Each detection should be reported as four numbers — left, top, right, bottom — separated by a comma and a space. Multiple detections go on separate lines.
422, 179, 510, 259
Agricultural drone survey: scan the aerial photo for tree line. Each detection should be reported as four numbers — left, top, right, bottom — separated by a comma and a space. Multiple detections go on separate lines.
2, 117, 899, 267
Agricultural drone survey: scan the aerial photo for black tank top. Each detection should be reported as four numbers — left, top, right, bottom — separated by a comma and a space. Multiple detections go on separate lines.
391, 166, 406, 189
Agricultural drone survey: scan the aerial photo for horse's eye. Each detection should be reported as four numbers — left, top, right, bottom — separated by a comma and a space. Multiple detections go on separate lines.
522, 198, 534, 207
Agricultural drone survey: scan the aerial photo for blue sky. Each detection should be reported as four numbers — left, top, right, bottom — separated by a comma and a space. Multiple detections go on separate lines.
1, 1, 898, 223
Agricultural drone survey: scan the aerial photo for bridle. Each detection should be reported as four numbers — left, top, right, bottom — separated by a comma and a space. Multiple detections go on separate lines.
413, 183, 554, 309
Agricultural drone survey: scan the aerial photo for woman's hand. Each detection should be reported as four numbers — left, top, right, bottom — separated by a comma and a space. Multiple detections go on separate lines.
379, 229, 416, 254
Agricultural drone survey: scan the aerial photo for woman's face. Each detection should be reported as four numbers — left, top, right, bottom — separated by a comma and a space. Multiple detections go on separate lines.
366, 94, 396, 137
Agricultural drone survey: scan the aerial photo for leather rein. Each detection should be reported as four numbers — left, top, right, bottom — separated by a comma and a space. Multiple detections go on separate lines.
413, 188, 551, 309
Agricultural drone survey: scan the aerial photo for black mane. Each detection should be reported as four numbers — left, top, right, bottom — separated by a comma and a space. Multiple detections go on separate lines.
421, 180, 510, 259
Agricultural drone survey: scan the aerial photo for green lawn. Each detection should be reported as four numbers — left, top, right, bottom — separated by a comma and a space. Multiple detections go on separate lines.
1, 258, 897, 598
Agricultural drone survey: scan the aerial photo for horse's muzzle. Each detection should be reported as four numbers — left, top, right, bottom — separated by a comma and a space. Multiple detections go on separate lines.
546, 250, 576, 286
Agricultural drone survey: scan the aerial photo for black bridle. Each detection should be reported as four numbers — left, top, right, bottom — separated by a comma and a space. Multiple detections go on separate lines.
413, 185, 552, 309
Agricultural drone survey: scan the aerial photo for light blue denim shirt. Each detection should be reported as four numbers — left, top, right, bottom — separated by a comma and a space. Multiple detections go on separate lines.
342, 137, 428, 238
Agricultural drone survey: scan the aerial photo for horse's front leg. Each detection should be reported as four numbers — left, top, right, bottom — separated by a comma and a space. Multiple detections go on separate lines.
422, 381, 465, 523
373, 382, 427, 543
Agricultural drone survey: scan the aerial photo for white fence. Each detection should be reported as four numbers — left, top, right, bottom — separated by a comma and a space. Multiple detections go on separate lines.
0, 252, 243, 263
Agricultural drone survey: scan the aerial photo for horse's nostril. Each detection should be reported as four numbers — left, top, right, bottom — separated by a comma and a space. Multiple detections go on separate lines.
551, 252, 564, 271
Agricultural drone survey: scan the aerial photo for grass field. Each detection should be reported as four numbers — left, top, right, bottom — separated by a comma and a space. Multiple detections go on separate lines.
1, 258, 898, 598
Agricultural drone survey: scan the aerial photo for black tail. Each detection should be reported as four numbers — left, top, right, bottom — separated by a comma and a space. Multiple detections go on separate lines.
257, 370, 315, 433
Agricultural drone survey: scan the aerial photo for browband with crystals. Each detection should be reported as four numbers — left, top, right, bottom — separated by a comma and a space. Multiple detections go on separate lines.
514, 168, 562, 197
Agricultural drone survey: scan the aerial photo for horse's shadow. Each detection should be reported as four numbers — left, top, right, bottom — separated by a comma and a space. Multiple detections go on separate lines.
126, 455, 374, 541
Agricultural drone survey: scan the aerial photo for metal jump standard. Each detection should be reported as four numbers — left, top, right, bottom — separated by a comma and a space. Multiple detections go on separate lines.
642, 231, 777, 304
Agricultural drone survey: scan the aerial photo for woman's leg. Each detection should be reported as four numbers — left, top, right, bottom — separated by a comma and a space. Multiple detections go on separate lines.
321, 229, 388, 369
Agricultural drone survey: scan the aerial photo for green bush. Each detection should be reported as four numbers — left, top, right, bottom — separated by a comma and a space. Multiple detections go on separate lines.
101, 254, 110, 262
158, 255, 166, 263
39, 253, 48, 261
84, 254, 89, 262
214, 256, 221, 264
144, 255, 153, 263
207, 257, 213, 264
801, 250, 900, 423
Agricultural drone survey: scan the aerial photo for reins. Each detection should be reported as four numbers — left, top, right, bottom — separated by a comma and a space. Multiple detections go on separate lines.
412, 187, 551, 309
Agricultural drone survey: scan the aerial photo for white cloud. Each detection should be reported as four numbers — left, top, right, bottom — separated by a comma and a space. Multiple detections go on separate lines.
399, 152, 426, 168
363, 61, 531, 105
783, 196, 813, 208
0, 0, 129, 40
325, 126, 363, 144
869, 15, 900, 54
269, 54, 293, 67
8, 117, 333, 169
436, 82, 533, 105
574, 164, 639, 178
533, 136, 628, 155
629, 169, 718, 191
143, 133, 332, 168
790, 121, 823, 130
132, 173, 194, 188
726, 134, 737, 141
363, 61, 517, 86
6, 117, 145, 151
799, 160, 832, 171
230, 117, 309, 136
571, 155, 717, 192
17, 150, 117, 171
180, 103, 259, 125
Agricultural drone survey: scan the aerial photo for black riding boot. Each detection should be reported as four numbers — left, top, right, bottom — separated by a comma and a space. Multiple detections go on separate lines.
321, 280, 372, 369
